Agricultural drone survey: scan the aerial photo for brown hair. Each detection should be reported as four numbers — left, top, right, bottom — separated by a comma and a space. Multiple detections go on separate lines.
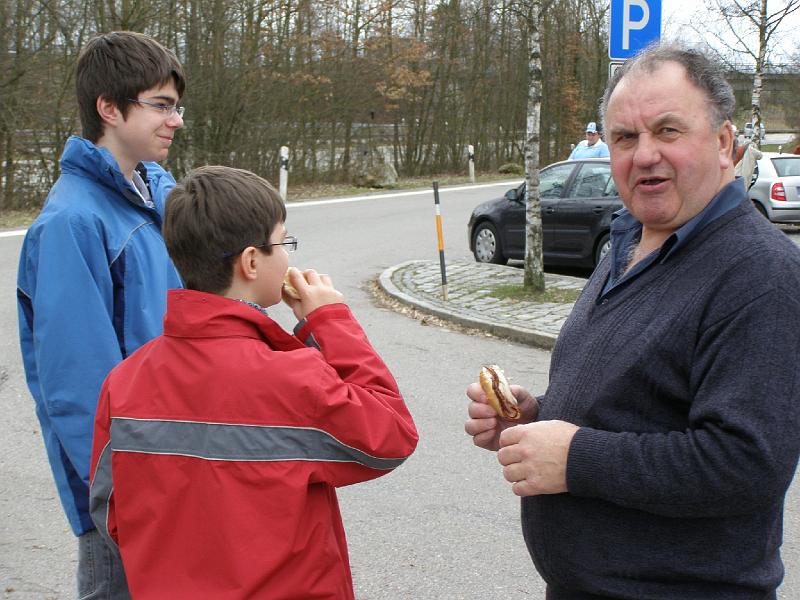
164, 166, 287, 293
76, 31, 186, 142
601, 43, 734, 131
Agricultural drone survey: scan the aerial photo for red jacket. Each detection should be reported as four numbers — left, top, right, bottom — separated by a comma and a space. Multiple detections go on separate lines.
89, 290, 418, 599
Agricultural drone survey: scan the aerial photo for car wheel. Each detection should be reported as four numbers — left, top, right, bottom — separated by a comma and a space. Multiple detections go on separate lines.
752, 201, 768, 219
472, 222, 506, 264
594, 233, 611, 267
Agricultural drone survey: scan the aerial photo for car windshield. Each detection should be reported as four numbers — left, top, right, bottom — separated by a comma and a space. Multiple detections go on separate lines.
772, 157, 800, 177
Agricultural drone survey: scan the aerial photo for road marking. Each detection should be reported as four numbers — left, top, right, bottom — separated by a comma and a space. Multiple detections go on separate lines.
0, 180, 523, 237
287, 180, 521, 209
0, 229, 27, 238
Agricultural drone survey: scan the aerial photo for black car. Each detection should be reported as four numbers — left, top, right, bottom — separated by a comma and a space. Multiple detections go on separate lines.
468, 158, 623, 269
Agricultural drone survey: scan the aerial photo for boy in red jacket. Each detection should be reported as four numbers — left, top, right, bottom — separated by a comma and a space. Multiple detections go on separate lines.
89, 165, 418, 599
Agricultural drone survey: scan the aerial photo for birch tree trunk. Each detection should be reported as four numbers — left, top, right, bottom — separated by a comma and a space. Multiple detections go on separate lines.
749, 0, 767, 148
523, 0, 545, 291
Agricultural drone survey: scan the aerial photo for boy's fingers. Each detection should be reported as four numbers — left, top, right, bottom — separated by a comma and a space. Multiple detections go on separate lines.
282, 289, 300, 304
302, 269, 320, 284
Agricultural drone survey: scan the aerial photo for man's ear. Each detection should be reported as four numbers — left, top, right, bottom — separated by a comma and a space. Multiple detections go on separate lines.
718, 120, 735, 170
96, 96, 121, 128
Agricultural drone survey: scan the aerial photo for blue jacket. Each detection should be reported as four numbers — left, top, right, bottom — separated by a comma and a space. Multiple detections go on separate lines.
17, 136, 183, 535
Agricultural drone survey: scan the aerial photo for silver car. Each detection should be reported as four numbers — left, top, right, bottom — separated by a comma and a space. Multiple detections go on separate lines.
748, 152, 800, 223
743, 121, 766, 140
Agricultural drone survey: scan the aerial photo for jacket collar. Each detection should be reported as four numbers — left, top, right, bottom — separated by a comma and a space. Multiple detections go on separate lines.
163, 289, 304, 352
60, 136, 162, 214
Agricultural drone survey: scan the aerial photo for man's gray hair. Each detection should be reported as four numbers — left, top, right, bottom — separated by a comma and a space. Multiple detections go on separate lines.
600, 43, 735, 130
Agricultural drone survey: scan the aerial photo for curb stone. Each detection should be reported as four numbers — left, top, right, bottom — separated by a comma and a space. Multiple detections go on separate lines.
378, 260, 586, 350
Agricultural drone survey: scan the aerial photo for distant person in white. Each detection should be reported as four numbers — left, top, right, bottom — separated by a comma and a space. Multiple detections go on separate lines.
735, 140, 763, 189
569, 122, 610, 159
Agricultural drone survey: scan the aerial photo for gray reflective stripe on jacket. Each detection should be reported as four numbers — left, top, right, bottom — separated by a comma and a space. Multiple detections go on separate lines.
89, 441, 120, 556
109, 417, 408, 467
89, 417, 408, 542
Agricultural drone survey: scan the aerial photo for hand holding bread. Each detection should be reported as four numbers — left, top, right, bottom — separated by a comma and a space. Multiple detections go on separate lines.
282, 267, 344, 319
465, 366, 539, 452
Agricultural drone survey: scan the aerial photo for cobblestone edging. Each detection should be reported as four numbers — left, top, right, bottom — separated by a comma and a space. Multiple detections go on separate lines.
378, 260, 586, 350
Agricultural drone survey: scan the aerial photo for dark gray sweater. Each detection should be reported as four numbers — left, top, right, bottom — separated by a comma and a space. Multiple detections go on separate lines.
524, 192, 800, 599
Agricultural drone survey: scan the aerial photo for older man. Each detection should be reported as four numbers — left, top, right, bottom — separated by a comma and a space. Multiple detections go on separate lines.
568, 121, 609, 159
466, 45, 800, 599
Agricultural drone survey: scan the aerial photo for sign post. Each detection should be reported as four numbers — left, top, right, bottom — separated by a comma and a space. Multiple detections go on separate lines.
609, 0, 662, 61
279, 146, 289, 202
432, 181, 448, 301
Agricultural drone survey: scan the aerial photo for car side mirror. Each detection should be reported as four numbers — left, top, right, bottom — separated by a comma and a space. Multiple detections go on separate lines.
505, 189, 519, 202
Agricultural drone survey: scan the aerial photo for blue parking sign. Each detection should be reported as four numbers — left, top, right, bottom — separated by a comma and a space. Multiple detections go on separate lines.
609, 0, 662, 60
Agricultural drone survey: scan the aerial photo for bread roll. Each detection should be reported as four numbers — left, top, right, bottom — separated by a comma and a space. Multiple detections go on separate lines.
479, 365, 521, 420
283, 269, 301, 300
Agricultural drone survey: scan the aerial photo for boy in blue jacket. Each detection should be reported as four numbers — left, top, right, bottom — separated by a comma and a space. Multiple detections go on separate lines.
16, 31, 186, 599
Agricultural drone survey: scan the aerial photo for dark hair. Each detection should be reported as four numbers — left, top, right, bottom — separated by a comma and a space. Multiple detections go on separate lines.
76, 31, 186, 142
601, 43, 735, 130
164, 166, 286, 294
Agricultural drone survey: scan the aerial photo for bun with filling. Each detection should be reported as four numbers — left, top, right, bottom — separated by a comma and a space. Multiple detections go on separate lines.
283, 269, 302, 300
479, 365, 521, 420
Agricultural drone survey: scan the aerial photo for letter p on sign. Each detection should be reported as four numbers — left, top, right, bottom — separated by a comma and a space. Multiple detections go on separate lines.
623, 0, 649, 49
609, 0, 661, 60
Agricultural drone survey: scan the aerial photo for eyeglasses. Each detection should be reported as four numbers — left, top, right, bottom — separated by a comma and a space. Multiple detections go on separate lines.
129, 98, 185, 118
221, 235, 298, 259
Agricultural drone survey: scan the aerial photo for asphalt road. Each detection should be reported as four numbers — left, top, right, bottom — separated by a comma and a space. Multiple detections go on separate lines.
0, 181, 553, 599
762, 132, 797, 148
1, 184, 799, 599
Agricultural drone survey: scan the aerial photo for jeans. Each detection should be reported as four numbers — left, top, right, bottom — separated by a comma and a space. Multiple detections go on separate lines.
77, 529, 131, 600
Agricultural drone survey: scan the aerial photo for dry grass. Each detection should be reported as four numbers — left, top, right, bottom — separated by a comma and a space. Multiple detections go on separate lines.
286, 172, 513, 201
0, 208, 41, 230
1, 172, 516, 230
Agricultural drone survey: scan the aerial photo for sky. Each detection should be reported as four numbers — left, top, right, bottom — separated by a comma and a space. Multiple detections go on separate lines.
658, 0, 800, 66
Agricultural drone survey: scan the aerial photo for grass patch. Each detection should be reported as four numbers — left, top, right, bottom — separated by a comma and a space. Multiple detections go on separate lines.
0, 172, 518, 229
484, 283, 581, 304
762, 143, 799, 154
287, 172, 515, 202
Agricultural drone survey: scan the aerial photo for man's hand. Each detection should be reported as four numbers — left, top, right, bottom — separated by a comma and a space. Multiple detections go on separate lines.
464, 382, 539, 451
497, 420, 579, 496
283, 268, 344, 320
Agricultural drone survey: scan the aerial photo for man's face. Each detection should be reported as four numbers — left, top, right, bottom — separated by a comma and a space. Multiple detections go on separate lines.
114, 81, 184, 168
586, 131, 600, 147
605, 62, 734, 236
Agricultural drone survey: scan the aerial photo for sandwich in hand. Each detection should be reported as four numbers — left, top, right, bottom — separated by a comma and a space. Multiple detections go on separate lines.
283, 268, 302, 300
479, 365, 521, 420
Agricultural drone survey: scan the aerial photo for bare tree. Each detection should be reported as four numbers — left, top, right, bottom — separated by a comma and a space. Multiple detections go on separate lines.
700, 0, 800, 146
1, 0, 620, 211
520, 0, 545, 291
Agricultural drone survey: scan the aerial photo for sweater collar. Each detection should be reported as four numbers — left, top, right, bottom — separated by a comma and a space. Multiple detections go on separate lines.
605, 178, 745, 292
163, 289, 304, 351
